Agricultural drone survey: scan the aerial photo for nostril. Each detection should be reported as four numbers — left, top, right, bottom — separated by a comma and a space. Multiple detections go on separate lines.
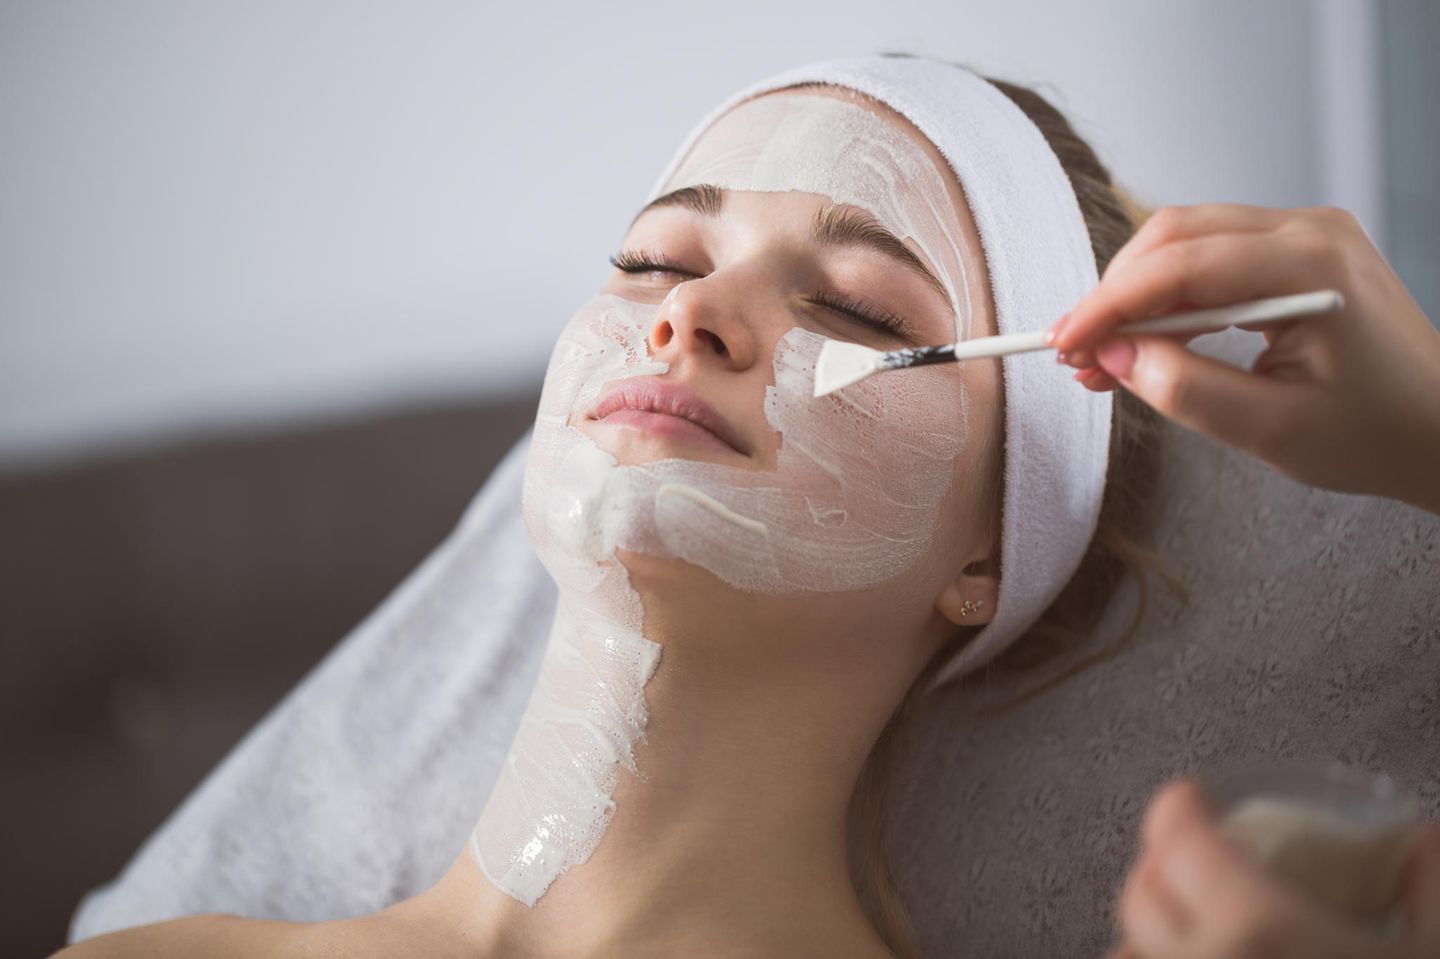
698, 329, 728, 356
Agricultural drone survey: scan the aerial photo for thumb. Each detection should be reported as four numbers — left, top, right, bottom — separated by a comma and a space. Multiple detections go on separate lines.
1402, 822, 1440, 947
1095, 333, 1307, 457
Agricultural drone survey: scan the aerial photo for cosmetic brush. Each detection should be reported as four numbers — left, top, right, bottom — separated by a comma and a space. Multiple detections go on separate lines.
812, 288, 1345, 398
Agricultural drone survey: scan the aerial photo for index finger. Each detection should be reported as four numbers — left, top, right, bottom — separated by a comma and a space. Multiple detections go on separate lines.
1054, 232, 1322, 355
1053, 205, 1288, 353
1142, 778, 1212, 851
1101, 203, 1286, 282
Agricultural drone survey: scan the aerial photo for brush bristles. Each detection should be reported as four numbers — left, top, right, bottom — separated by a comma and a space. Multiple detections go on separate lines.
877, 342, 956, 370
813, 341, 882, 397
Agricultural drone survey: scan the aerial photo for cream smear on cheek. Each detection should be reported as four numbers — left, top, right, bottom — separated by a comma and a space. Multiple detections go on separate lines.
529, 294, 967, 592
469, 94, 973, 907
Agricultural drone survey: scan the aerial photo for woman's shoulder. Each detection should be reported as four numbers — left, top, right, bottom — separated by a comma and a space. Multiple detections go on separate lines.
50, 913, 311, 959
52, 892, 467, 959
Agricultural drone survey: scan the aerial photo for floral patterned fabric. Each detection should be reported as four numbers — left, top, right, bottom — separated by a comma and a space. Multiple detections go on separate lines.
895, 332, 1440, 956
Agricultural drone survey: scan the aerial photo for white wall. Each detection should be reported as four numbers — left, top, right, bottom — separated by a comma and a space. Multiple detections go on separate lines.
0, 0, 1335, 467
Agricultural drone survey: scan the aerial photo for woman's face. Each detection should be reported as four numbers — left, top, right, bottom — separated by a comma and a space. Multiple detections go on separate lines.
526, 85, 1002, 666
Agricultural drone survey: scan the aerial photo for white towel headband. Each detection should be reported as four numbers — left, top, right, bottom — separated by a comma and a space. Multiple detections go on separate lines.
646, 55, 1112, 688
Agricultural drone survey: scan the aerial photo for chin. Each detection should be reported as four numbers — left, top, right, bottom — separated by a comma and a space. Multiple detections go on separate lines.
612, 547, 735, 594
610, 546, 807, 651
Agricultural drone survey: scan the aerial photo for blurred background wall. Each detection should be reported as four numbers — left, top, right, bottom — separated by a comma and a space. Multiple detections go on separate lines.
2, 0, 1435, 953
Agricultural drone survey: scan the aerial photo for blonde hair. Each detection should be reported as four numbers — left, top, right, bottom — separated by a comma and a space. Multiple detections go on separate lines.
847, 61, 1185, 958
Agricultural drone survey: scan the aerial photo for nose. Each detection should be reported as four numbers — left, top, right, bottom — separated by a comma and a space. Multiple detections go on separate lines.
647, 279, 757, 371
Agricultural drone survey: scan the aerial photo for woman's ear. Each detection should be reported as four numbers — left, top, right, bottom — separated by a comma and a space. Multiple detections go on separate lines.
935, 555, 999, 628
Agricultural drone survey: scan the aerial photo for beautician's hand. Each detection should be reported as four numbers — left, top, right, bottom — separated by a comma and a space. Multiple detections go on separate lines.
1106, 778, 1440, 959
1048, 204, 1440, 516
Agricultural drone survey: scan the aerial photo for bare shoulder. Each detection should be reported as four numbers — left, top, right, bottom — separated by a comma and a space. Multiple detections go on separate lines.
289, 907, 474, 959
51, 893, 460, 959
51, 913, 310, 959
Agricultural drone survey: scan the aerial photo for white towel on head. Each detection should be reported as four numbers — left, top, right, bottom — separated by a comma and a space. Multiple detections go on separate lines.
646, 55, 1111, 686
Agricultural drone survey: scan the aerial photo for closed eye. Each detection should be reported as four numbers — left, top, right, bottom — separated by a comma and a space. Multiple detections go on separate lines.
609, 248, 697, 280
608, 249, 913, 340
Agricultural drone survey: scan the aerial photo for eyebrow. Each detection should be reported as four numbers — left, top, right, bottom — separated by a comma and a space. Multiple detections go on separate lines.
633, 184, 954, 317
633, 183, 726, 220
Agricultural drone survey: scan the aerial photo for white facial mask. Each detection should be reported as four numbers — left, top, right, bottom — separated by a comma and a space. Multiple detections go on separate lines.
470, 93, 973, 907
524, 293, 967, 593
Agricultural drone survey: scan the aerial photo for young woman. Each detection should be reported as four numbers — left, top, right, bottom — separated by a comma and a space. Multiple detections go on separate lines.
57, 53, 1440, 959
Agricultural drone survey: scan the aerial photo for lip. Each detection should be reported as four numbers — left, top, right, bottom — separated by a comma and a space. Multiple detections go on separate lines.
588, 377, 750, 457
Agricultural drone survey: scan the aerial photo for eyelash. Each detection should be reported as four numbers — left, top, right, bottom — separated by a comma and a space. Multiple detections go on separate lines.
607, 248, 911, 339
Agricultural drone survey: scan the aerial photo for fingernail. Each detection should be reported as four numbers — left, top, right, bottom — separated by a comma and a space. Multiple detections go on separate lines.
1043, 313, 1071, 346
1055, 351, 1069, 365
1096, 338, 1136, 380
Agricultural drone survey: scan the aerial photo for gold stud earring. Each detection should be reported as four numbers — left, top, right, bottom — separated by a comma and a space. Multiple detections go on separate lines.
959, 599, 985, 617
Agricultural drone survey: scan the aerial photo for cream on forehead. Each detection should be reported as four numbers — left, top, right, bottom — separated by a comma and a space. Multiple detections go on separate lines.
662, 93, 973, 342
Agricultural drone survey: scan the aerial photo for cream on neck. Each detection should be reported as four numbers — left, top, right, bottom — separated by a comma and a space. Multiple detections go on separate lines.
435, 557, 937, 957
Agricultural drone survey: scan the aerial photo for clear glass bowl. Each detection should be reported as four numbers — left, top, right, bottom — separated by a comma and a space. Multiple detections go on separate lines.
1199, 758, 1423, 937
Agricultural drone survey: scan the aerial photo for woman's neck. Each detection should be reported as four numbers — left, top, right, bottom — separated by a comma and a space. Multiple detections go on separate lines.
417, 568, 921, 958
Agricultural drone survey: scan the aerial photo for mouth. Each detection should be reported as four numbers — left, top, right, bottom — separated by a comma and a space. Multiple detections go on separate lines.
587, 377, 750, 458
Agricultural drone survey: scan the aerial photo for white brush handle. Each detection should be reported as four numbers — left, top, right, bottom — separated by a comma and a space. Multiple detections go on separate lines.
950, 289, 1345, 361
